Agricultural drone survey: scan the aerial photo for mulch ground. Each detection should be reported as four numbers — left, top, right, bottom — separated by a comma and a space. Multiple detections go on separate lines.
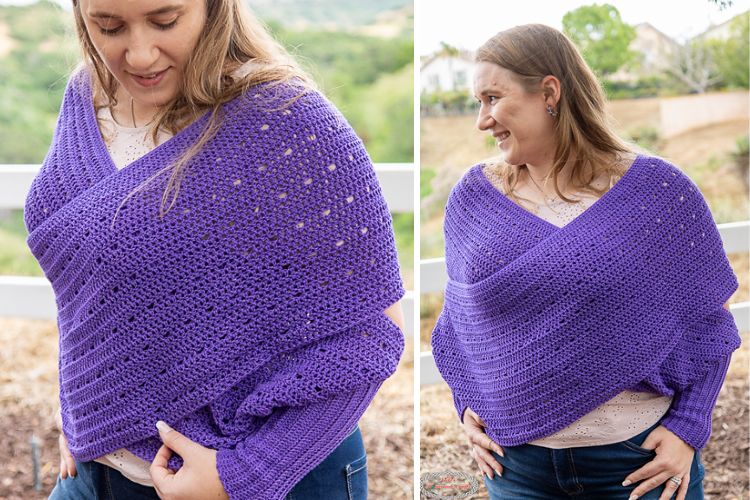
0, 318, 414, 499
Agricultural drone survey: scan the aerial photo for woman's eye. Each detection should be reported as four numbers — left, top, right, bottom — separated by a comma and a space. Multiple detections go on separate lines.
488, 96, 498, 104
154, 19, 178, 30
97, 18, 177, 35
99, 25, 124, 35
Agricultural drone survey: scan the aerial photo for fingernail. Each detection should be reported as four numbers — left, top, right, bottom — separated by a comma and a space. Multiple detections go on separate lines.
494, 468, 502, 477
622, 479, 631, 486
156, 421, 173, 434
629, 495, 638, 500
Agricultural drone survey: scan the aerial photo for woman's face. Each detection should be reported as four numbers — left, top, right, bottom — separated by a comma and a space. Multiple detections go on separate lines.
473, 62, 557, 168
78, 0, 207, 108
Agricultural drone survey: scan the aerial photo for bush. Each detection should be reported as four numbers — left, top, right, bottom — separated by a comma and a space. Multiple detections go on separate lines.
420, 90, 476, 116
421, 168, 436, 198
707, 15, 749, 89
732, 135, 749, 186
627, 126, 661, 153
602, 76, 686, 99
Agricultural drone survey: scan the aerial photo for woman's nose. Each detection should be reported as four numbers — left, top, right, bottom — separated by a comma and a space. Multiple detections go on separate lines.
125, 37, 160, 72
475, 107, 494, 131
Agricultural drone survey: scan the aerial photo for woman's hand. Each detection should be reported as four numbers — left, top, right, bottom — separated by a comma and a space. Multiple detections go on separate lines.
621, 425, 695, 500
462, 407, 505, 479
150, 421, 229, 500
56, 408, 77, 479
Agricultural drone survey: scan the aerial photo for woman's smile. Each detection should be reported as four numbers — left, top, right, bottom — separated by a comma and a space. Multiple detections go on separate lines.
128, 67, 170, 88
494, 130, 511, 146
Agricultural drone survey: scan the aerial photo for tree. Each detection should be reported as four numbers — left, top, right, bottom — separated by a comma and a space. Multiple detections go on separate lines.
668, 13, 749, 93
707, 0, 734, 10
706, 13, 749, 88
437, 42, 459, 57
667, 40, 722, 93
562, 4, 636, 76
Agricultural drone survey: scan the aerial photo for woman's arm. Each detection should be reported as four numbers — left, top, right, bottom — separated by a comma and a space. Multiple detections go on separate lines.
215, 382, 382, 499
658, 300, 734, 450
659, 353, 732, 450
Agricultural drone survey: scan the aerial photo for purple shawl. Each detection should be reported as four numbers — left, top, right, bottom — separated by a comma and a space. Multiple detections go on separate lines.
24, 69, 405, 499
431, 156, 740, 450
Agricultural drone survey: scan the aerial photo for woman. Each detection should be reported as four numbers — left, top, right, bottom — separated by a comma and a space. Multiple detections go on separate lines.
24, 1, 406, 499
430, 24, 740, 500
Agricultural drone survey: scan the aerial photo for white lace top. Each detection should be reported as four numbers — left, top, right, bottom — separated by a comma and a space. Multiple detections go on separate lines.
96, 106, 173, 169
483, 166, 673, 448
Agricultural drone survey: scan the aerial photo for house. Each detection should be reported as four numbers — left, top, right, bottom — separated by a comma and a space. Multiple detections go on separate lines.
609, 12, 748, 82
420, 50, 475, 94
608, 22, 679, 81
694, 10, 748, 42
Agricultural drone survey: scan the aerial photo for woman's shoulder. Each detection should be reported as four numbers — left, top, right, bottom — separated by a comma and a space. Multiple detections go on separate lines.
51, 65, 94, 112
452, 161, 507, 194
621, 154, 714, 216
215, 81, 372, 183
629, 152, 676, 173
64, 64, 95, 98
630, 153, 699, 188
444, 162, 497, 212
228, 80, 348, 134
44, 66, 97, 132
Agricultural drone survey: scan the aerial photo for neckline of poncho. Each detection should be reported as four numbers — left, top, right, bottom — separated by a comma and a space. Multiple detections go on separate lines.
472, 153, 646, 233
80, 73, 232, 178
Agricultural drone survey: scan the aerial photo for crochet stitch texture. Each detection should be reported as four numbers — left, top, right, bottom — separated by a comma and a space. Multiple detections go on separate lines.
431, 156, 740, 451
24, 69, 405, 499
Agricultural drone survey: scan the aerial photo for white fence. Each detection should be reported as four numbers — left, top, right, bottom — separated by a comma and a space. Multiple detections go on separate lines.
0, 163, 416, 337
4, 163, 748, 385
420, 221, 750, 385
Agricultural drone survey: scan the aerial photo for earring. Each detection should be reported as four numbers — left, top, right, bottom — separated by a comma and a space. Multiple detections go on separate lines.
546, 104, 558, 117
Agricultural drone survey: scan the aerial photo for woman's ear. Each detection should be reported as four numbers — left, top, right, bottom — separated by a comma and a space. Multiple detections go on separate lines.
541, 75, 561, 107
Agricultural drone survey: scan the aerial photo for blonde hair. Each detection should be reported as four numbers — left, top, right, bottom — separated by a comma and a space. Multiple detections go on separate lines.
70, 0, 315, 224
476, 24, 636, 206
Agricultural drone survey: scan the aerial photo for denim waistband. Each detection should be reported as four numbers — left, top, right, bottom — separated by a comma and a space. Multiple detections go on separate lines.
345, 423, 359, 438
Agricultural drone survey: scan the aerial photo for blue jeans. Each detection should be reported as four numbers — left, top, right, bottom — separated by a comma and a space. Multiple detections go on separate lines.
483, 419, 705, 499
49, 424, 367, 500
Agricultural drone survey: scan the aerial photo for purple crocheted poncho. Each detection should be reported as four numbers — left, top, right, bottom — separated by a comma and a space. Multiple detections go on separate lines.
24, 69, 405, 499
431, 156, 740, 451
